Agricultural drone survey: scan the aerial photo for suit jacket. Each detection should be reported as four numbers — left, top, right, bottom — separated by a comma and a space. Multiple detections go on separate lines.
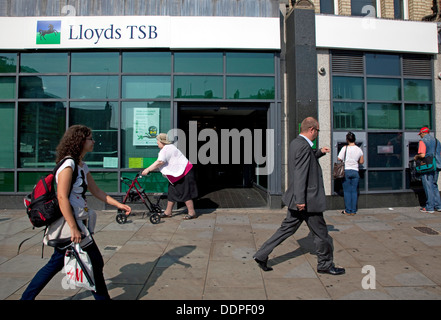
282, 135, 327, 213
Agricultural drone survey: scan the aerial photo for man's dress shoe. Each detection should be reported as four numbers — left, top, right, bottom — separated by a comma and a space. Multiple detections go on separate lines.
317, 266, 345, 275
254, 258, 273, 271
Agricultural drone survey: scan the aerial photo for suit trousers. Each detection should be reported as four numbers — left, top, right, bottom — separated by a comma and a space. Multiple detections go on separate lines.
254, 208, 334, 271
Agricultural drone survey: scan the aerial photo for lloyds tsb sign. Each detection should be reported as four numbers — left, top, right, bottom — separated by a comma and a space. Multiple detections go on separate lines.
68, 24, 158, 44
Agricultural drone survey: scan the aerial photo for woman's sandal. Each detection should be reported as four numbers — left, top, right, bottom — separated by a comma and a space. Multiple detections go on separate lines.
160, 212, 172, 218
183, 214, 197, 220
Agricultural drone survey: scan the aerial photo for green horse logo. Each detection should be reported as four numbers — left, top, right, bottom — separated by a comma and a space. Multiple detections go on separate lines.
36, 21, 61, 45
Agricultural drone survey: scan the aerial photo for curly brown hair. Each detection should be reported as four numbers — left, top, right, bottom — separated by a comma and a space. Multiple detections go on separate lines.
55, 125, 92, 164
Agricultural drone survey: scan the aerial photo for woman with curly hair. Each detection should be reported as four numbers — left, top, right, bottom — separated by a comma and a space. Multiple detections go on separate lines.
21, 125, 131, 300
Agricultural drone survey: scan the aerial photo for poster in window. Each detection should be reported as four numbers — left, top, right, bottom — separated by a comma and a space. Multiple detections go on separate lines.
133, 108, 159, 146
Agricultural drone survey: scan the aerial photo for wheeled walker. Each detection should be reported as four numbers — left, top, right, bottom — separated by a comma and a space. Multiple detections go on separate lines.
116, 172, 165, 225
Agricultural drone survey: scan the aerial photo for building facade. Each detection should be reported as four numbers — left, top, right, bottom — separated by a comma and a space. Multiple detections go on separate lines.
0, 0, 439, 210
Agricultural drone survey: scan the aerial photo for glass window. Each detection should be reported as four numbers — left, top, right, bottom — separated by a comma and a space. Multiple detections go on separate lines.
320, 0, 335, 14
18, 102, 66, 168
122, 171, 168, 193
367, 78, 401, 101
405, 104, 432, 130
0, 53, 17, 73
174, 76, 223, 99
226, 76, 275, 99
71, 52, 119, 73
367, 103, 401, 129
19, 172, 52, 192
122, 52, 171, 73
333, 102, 365, 129
0, 172, 14, 192
394, 0, 404, 19
0, 103, 15, 168
351, 0, 376, 16
19, 76, 67, 99
122, 76, 171, 99
368, 170, 403, 190
70, 102, 119, 168
90, 172, 118, 192
404, 79, 432, 102
366, 53, 400, 76
368, 133, 403, 168
20, 53, 68, 73
121, 101, 171, 168
0, 77, 15, 99
226, 52, 274, 74
174, 52, 223, 74
332, 77, 364, 100
70, 76, 119, 99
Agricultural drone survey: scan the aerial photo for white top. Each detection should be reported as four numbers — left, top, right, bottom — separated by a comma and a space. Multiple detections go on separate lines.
338, 145, 364, 171
55, 158, 89, 209
157, 144, 189, 177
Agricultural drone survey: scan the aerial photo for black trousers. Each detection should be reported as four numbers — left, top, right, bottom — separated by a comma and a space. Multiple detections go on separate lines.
254, 208, 334, 271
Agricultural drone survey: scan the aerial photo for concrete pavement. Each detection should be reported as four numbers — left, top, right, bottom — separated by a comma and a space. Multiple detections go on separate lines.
1, 205, 441, 300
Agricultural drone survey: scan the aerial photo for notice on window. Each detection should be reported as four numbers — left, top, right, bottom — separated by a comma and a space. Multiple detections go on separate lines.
133, 108, 159, 146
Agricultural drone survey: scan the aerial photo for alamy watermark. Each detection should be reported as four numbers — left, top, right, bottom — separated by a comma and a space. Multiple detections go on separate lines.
166, 121, 275, 175
362, 265, 376, 290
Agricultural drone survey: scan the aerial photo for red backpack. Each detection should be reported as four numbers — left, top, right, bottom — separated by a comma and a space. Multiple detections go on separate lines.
24, 157, 78, 228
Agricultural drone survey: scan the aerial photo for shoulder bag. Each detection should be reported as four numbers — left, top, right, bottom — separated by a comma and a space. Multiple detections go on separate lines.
333, 146, 347, 179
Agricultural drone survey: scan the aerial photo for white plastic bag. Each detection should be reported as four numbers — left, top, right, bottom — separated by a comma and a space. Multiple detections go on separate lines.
63, 243, 96, 291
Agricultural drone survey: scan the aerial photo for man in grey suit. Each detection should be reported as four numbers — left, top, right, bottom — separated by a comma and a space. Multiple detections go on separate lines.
254, 117, 345, 275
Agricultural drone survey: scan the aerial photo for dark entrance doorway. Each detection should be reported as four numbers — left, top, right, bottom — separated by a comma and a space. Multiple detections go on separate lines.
178, 103, 268, 208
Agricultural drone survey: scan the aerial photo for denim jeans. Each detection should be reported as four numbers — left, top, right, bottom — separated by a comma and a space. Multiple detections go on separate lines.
342, 169, 360, 214
21, 240, 110, 300
421, 170, 441, 211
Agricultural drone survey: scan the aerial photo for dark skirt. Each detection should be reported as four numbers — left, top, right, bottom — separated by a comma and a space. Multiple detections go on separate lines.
167, 168, 198, 203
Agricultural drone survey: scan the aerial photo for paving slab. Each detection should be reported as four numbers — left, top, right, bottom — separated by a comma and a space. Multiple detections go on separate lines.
1, 206, 441, 302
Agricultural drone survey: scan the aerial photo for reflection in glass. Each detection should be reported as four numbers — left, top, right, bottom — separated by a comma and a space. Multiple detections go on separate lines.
174, 52, 223, 73
404, 79, 432, 102
333, 102, 364, 129
18, 102, 66, 168
0, 103, 15, 168
0, 77, 15, 99
0, 172, 14, 192
122, 76, 171, 99
71, 52, 119, 73
367, 103, 401, 129
71, 76, 118, 99
226, 52, 274, 74
332, 77, 364, 100
0, 53, 17, 73
226, 77, 274, 99
405, 104, 431, 130
20, 52, 68, 73
123, 52, 171, 73
367, 78, 401, 101
70, 102, 118, 168
174, 76, 223, 99
368, 170, 402, 190
366, 53, 400, 76
19, 76, 67, 98
368, 132, 403, 168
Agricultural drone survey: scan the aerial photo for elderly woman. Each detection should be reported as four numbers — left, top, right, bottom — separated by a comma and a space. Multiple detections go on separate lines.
142, 133, 198, 220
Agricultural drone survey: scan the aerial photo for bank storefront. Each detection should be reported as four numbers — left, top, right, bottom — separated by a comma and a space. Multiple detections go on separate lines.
0, 16, 282, 208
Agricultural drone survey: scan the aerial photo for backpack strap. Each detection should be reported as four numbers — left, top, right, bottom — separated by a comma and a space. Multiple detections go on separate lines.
54, 156, 78, 193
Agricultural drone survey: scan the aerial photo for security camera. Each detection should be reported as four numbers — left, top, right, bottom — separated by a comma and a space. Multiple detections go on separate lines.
318, 67, 326, 75
438, 72, 441, 80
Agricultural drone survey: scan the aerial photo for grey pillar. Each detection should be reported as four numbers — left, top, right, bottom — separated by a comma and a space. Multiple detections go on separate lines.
285, 4, 318, 143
